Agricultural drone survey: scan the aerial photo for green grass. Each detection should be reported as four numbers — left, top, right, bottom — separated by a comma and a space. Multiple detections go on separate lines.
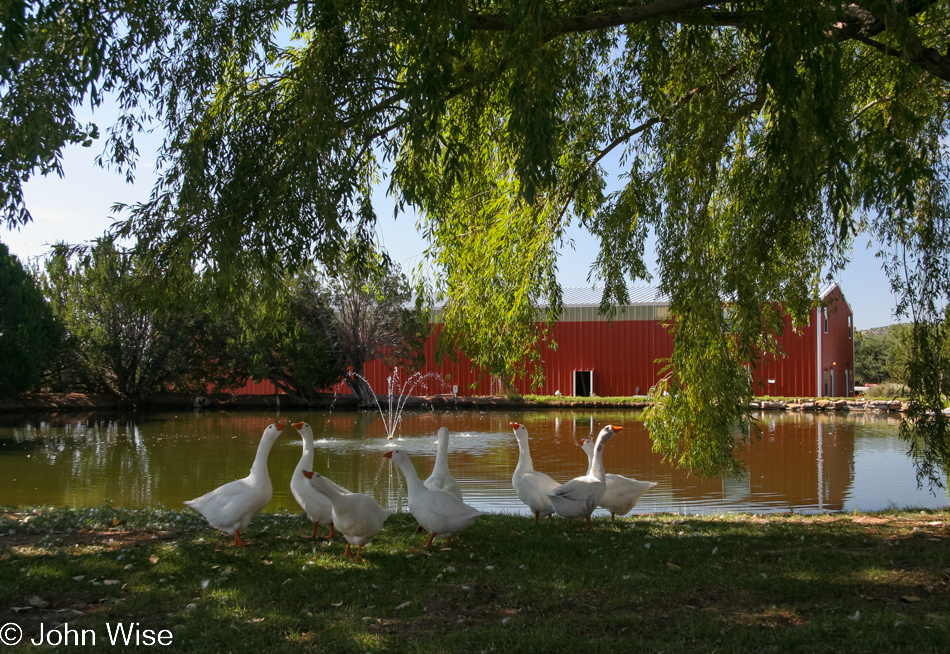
522, 394, 650, 405
2, 505, 949, 652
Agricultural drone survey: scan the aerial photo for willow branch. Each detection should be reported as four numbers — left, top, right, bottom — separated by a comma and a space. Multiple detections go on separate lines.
464, 0, 727, 33
852, 33, 950, 82
555, 59, 745, 223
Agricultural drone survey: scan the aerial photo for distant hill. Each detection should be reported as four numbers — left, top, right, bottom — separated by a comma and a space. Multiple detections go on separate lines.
859, 325, 904, 338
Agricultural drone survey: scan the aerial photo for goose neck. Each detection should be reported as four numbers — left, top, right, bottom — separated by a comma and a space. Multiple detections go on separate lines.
293, 435, 315, 475
433, 432, 451, 474
587, 438, 607, 481
249, 433, 278, 478
313, 478, 343, 501
514, 436, 535, 474
394, 457, 425, 495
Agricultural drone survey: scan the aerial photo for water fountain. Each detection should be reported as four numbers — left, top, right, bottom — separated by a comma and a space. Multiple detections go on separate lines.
353, 367, 449, 439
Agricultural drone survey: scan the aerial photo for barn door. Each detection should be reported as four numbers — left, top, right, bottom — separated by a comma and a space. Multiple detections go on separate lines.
573, 370, 593, 397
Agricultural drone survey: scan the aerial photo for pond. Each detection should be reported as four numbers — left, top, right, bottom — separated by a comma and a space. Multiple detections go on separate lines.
0, 408, 947, 516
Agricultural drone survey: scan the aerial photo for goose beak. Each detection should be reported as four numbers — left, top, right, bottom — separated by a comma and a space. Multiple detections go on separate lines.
383, 451, 393, 459
509, 422, 521, 429
275, 422, 286, 431
292, 421, 305, 430
611, 425, 623, 432
302, 470, 314, 479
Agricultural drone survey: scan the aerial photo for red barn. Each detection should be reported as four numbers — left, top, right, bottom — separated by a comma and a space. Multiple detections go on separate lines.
748, 283, 855, 398
234, 282, 854, 399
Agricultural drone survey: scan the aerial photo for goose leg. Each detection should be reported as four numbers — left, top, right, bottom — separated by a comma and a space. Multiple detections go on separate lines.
328, 523, 335, 539
342, 543, 353, 558
423, 533, 436, 548
233, 530, 250, 548
534, 512, 539, 525
585, 516, 592, 531
303, 522, 319, 539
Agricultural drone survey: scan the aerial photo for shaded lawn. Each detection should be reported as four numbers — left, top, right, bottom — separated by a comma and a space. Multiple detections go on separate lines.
1, 506, 948, 652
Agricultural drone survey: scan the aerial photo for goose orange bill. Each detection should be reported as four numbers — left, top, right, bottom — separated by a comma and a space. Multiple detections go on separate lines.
383, 451, 393, 459
275, 422, 286, 430
611, 425, 623, 431
302, 470, 314, 479
292, 421, 305, 430
509, 422, 521, 428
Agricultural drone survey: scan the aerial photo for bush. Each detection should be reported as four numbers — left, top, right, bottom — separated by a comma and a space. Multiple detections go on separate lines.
863, 383, 909, 399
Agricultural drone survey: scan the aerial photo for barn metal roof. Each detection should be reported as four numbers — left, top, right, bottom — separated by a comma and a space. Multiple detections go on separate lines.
561, 286, 669, 307
562, 282, 844, 306
430, 282, 843, 316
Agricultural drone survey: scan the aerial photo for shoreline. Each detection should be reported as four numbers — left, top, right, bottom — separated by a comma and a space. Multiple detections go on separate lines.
0, 391, 926, 417
0, 392, 579, 415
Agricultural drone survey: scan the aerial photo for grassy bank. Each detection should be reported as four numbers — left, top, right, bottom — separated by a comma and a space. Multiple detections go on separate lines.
1, 506, 948, 652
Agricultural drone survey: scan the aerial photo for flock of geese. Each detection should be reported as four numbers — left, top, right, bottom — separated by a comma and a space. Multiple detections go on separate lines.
184, 420, 657, 559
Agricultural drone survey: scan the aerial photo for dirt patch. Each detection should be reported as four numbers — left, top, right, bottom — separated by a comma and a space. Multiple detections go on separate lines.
733, 607, 809, 629
0, 527, 179, 550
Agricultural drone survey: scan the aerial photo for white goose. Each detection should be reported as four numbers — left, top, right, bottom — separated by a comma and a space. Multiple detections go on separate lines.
184, 421, 285, 547
290, 421, 350, 539
547, 424, 622, 530
384, 449, 484, 548
579, 437, 656, 519
509, 422, 559, 523
302, 470, 392, 559
423, 426, 463, 500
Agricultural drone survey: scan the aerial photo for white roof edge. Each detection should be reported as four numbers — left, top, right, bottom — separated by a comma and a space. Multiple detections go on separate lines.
820, 281, 853, 316
427, 284, 849, 311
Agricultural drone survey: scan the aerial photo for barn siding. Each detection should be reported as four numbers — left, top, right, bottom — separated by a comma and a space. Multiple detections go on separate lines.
749, 286, 854, 398
228, 285, 853, 398
819, 286, 856, 398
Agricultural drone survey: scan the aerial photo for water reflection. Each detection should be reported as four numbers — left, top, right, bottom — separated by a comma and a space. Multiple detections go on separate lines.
0, 409, 946, 515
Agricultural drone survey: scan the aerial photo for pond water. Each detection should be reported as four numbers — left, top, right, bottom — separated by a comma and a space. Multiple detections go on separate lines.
1, 408, 947, 516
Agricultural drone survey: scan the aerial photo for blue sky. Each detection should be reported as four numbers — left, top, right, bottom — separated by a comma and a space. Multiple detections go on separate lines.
3, 109, 900, 331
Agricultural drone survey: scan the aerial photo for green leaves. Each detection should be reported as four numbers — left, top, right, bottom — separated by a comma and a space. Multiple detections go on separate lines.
0, 241, 64, 397
4, 1, 950, 479
899, 314, 950, 489
37, 239, 248, 401
275, 238, 430, 405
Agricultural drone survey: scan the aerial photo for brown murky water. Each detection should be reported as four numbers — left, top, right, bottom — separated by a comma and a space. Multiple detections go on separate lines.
1, 408, 947, 515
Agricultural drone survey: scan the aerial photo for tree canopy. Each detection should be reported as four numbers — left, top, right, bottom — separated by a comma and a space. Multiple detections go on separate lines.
3, 0, 949, 479
854, 324, 914, 386
0, 242, 63, 396
234, 267, 345, 404
317, 240, 430, 406
39, 240, 247, 401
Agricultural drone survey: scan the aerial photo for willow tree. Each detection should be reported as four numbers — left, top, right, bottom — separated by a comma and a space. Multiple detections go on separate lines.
3, 1, 949, 480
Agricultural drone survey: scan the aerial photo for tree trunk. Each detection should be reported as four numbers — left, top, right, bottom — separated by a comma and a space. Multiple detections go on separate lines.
344, 370, 377, 408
